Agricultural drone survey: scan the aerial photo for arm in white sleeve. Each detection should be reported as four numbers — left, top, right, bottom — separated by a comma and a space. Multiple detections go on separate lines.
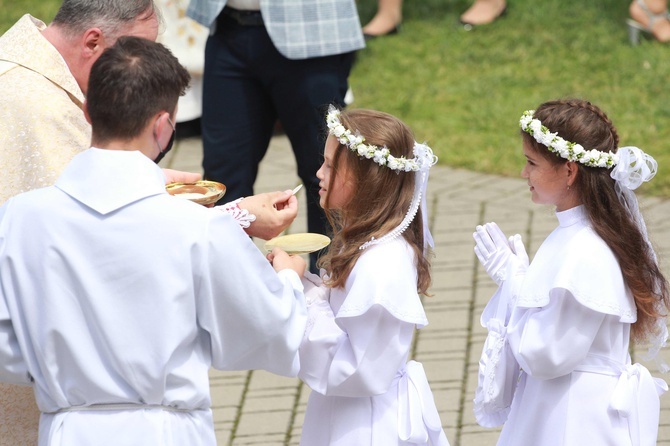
507, 288, 605, 380
0, 203, 31, 385
214, 198, 256, 229
298, 303, 414, 397
196, 214, 307, 377
0, 320, 30, 385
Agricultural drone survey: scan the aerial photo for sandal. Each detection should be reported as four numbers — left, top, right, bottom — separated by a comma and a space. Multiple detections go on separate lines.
627, 0, 670, 45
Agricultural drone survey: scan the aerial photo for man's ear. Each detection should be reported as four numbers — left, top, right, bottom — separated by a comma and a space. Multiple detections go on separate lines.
155, 111, 172, 135
153, 111, 175, 147
81, 28, 105, 58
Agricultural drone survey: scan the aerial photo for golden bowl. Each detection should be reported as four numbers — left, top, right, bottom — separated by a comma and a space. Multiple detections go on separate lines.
166, 180, 226, 206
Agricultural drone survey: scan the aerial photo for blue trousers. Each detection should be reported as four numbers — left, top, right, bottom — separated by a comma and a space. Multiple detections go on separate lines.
202, 12, 355, 271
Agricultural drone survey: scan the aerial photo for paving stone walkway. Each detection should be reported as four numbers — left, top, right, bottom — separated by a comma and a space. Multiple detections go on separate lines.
165, 134, 670, 446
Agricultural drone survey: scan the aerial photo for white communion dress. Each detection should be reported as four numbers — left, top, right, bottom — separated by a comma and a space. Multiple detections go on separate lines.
298, 238, 449, 446
496, 205, 667, 446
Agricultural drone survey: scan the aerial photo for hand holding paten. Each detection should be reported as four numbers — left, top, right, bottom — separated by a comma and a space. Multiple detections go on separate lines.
162, 168, 202, 184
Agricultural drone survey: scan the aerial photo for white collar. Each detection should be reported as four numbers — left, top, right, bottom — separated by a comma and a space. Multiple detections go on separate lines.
556, 205, 587, 228
55, 148, 166, 215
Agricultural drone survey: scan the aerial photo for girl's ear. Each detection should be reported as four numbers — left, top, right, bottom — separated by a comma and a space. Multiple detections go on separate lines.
566, 161, 578, 187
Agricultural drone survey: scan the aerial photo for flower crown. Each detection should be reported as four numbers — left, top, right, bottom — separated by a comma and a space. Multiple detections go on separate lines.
325, 106, 437, 250
519, 110, 619, 169
326, 106, 437, 173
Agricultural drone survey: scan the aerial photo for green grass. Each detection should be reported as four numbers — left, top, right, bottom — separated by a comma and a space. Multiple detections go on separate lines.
3, 0, 669, 196
0, 1, 59, 30
355, 0, 670, 196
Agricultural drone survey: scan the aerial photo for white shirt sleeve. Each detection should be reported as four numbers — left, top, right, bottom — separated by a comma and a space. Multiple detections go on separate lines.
298, 301, 414, 397
0, 202, 31, 385
507, 287, 606, 380
0, 320, 30, 385
195, 214, 307, 377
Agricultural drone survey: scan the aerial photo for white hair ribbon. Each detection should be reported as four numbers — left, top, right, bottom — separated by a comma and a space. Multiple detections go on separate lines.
359, 143, 437, 251
610, 146, 657, 191
610, 147, 667, 371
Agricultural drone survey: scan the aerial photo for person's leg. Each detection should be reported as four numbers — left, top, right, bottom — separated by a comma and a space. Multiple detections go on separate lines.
460, 0, 507, 27
201, 18, 276, 204
269, 52, 356, 271
362, 0, 403, 37
629, 0, 670, 42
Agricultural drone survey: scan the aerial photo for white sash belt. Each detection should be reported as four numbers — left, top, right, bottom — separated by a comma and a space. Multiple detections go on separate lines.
575, 356, 668, 446
46, 403, 204, 414
397, 360, 450, 446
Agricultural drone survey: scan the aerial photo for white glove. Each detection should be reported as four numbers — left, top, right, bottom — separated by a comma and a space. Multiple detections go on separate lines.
507, 233, 529, 271
301, 271, 330, 305
474, 223, 526, 285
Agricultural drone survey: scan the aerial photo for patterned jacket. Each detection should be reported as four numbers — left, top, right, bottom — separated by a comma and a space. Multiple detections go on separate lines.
186, 0, 365, 59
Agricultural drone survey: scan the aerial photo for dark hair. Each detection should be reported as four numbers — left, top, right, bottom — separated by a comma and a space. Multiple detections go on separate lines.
87, 36, 190, 143
522, 98, 669, 343
318, 108, 432, 295
52, 0, 160, 40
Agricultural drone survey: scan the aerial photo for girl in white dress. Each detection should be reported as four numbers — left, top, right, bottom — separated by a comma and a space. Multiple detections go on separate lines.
474, 98, 669, 445
296, 107, 449, 446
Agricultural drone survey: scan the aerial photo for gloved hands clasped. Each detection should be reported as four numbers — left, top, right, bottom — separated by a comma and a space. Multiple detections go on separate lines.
473, 222, 529, 286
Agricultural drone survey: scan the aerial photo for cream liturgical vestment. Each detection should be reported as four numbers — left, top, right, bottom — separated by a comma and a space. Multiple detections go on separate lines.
0, 15, 90, 204
0, 14, 90, 444
495, 206, 667, 446
298, 239, 449, 446
0, 149, 307, 446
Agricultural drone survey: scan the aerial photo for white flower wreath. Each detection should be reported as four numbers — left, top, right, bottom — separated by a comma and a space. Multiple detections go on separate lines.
324, 106, 437, 250
519, 110, 619, 169
326, 107, 437, 173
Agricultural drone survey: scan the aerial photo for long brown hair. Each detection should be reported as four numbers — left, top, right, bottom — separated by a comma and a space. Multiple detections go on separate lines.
522, 99, 669, 343
318, 108, 432, 295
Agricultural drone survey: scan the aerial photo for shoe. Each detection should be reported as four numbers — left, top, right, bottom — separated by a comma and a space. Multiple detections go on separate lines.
627, 0, 670, 45
460, 5, 507, 31
363, 24, 401, 41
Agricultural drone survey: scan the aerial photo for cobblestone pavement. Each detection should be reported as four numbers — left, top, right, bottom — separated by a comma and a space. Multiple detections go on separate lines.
165, 134, 670, 446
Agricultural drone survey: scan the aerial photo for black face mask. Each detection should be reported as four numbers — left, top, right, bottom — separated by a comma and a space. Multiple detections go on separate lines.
154, 119, 176, 164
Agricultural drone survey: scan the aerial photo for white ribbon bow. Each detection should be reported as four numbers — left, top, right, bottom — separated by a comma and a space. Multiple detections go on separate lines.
397, 361, 450, 446
610, 146, 657, 191
609, 363, 668, 446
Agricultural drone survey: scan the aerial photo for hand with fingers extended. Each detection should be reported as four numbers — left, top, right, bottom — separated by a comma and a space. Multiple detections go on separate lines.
473, 223, 529, 285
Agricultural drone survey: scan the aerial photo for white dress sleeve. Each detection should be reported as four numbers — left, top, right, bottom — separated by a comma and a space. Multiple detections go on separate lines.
507, 287, 606, 380
299, 301, 414, 397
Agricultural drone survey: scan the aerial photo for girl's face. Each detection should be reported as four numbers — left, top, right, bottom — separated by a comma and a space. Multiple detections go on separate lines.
521, 141, 579, 211
316, 136, 355, 210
